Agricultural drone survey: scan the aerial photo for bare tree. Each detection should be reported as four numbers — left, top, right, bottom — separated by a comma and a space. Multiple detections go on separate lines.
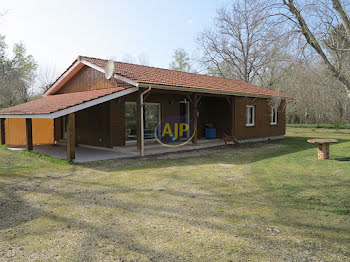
276, 55, 350, 124
281, 0, 350, 93
197, 0, 290, 85
36, 64, 58, 94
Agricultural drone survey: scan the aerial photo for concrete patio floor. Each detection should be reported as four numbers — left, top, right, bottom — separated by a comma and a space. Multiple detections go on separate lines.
32, 145, 137, 163
9, 139, 229, 163
114, 138, 228, 157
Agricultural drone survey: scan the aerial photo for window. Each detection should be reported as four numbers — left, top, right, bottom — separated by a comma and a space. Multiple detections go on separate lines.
246, 105, 255, 127
271, 107, 277, 125
125, 102, 160, 141
125, 103, 137, 141
143, 103, 161, 139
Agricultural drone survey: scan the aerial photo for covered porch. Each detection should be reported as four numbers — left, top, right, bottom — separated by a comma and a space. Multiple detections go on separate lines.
0, 87, 236, 162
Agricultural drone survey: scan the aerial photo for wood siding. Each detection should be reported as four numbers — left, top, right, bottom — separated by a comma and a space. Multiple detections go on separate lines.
234, 97, 286, 139
56, 65, 117, 94
54, 118, 62, 141
76, 103, 110, 147
110, 99, 125, 147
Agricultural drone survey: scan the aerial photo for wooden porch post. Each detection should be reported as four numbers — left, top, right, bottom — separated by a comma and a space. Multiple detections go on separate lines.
231, 96, 235, 137
26, 118, 33, 151
0, 118, 5, 145
192, 93, 198, 144
136, 91, 142, 150
67, 113, 76, 160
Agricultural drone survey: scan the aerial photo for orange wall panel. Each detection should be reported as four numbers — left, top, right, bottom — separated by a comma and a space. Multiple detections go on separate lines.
32, 119, 54, 145
5, 119, 26, 145
5, 118, 54, 146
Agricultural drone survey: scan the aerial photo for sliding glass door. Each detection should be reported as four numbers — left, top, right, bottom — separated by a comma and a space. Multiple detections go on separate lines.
125, 102, 160, 141
125, 103, 137, 141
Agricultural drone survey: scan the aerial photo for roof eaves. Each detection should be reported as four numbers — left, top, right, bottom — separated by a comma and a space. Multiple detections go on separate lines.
44, 59, 83, 96
137, 82, 290, 98
45, 57, 140, 96
0, 86, 139, 119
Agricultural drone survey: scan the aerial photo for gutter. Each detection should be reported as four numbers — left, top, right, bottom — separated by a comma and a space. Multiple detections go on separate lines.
137, 83, 291, 99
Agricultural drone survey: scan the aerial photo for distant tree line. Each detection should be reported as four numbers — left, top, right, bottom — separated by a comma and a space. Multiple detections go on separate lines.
170, 0, 350, 125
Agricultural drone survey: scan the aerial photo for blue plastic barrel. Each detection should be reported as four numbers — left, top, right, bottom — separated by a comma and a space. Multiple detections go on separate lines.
205, 128, 216, 139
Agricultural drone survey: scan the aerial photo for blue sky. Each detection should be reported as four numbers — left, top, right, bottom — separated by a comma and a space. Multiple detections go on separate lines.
1, 0, 225, 74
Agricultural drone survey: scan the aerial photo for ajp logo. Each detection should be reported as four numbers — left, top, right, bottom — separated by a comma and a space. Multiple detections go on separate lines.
154, 116, 196, 147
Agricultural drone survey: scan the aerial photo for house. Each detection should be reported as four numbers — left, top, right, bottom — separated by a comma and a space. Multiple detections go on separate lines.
0, 56, 290, 160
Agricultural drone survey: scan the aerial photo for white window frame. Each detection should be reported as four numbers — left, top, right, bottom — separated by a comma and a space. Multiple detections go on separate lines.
270, 107, 277, 125
246, 105, 255, 127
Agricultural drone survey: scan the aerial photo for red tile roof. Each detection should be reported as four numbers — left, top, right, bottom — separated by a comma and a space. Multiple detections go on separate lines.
80, 56, 290, 98
0, 87, 126, 115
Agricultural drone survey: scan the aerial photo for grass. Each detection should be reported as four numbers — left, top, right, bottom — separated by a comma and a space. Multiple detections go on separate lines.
287, 123, 350, 129
0, 127, 349, 261
19, 150, 72, 164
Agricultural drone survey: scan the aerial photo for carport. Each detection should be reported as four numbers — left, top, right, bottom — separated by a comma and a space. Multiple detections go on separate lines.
0, 87, 138, 161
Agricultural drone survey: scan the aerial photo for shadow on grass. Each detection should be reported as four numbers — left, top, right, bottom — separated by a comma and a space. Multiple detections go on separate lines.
0, 182, 182, 261
1, 170, 350, 260
333, 156, 350, 161
81, 135, 350, 173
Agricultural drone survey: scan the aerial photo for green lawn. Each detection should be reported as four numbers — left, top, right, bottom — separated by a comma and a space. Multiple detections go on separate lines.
0, 128, 349, 261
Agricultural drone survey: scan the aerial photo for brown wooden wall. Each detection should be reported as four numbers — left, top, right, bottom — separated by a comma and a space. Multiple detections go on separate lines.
52, 88, 286, 147
76, 103, 111, 147
64, 91, 185, 148
54, 118, 62, 141
234, 97, 286, 140
110, 99, 125, 147
56, 65, 117, 94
